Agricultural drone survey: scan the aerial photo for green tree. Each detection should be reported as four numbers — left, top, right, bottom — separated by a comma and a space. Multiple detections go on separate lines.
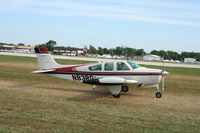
17, 43, 25, 46
103, 48, 109, 54
135, 49, 145, 56
151, 50, 168, 59
151, 50, 159, 55
167, 51, 180, 60
159, 50, 168, 59
98, 47, 104, 55
109, 48, 115, 56
116, 46, 123, 56
89, 45, 97, 54
125, 47, 136, 57
44, 40, 57, 51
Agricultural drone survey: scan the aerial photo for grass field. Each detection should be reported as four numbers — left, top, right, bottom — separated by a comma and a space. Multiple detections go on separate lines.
0, 55, 200, 133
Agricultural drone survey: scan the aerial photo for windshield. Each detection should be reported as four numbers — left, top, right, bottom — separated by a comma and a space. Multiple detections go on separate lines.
117, 62, 130, 71
89, 64, 102, 71
127, 61, 140, 69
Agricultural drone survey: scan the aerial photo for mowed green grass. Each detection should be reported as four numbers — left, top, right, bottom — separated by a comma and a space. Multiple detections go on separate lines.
0, 55, 200, 133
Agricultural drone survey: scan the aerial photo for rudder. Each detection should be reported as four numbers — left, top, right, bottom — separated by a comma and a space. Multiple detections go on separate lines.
35, 45, 60, 70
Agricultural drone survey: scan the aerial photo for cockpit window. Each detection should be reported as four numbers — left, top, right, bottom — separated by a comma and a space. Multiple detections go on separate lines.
104, 62, 114, 71
117, 62, 130, 70
89, 64, 102, 71
128, 61, 140, 69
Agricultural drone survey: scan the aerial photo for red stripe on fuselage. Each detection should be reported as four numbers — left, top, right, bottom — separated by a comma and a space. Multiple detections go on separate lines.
54, 65, 161, 75
55, 63, 99, 72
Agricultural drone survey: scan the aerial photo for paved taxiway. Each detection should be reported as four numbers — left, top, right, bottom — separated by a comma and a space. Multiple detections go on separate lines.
1, 52, 200, 68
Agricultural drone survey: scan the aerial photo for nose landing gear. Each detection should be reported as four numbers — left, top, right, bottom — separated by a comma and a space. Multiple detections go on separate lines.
155, 92, 162, 98
155, 84, 163, 98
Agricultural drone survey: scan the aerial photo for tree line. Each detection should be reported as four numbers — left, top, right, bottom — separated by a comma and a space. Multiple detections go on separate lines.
0, 40, 57, 50
151, 50, 200, 61
88, 45, 200, 61
1, 41, 199, 61
0, 42, 27, 46
88, 45, 146, 56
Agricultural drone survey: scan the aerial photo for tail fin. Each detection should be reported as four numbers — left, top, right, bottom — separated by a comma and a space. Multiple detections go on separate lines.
34, 45, 60, 69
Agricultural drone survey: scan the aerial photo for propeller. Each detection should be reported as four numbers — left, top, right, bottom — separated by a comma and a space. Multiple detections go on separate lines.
161, 57, 165, 92
162, 71, 165, 92
161, 57, 169, 91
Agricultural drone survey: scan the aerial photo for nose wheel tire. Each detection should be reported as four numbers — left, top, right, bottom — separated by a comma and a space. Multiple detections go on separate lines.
121, 86, 129, 92
112, 93, 121, 98
155, 92, 162, 98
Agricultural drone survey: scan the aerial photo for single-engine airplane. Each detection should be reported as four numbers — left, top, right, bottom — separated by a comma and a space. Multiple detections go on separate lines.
32, 46, 169, 98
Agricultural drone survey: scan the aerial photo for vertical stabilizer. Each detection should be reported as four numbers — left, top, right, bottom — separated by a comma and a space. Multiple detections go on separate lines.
35, 46, 60, 70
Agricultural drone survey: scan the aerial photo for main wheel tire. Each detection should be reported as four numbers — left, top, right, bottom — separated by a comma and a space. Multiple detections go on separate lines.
121, 86, 129, 92
112, 93, 121, 98
155, 92, 162, 98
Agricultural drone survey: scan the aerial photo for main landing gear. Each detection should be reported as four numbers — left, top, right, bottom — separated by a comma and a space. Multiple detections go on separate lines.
111, 86, 129, 98
121, 86, 129, 92
112, 93, 121, 98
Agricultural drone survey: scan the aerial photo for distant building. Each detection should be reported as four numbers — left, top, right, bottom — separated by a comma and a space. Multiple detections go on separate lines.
113, 55, 122, 59
143, 54, 161, 61
132, 56, 143, 60
0, 45, 34, 53
16, 46, 34, 53
184, 58, 196, 63
101, 54, 112, 58
0, 45, 15, 51
53, 47, 87, 56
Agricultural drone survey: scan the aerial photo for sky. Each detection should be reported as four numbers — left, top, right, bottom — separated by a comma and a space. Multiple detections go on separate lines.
0, 0, 200, 53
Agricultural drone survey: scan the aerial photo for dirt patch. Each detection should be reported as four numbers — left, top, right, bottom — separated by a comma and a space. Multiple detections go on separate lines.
1, 79, 199, 113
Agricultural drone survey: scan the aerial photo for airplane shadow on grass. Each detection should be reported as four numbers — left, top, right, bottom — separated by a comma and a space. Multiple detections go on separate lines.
10, 82, 153, 101
9, 82, 111, 101
38, 85, 153, 101
38, 85, 112, 101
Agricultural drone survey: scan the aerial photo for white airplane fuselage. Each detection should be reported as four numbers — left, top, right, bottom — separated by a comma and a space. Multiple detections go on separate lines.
33, 46, 169, 98
44, 63, 163, 87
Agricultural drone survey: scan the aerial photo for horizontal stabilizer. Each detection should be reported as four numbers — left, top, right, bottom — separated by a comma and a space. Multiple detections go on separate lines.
32, 69, 55, 74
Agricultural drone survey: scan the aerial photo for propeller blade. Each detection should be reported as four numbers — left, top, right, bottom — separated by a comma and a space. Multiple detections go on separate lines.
162, 75, 165, 92
162, 56, 165, 92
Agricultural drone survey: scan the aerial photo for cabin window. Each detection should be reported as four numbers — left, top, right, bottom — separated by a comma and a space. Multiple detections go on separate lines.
117, 62, 130, 70
128, 61, 140, 69
104, 62, 114, 71
89, 64, 102, 71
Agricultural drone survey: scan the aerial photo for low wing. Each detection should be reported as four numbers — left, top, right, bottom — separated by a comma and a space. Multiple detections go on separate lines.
84, 77, 138, 85
126, 80, 139, 84
32, 69, 55, 74
99, 77, 139, 96
99, 77, 138, 85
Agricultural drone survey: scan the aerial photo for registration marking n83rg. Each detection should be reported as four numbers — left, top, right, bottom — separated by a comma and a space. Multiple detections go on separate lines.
72, 74, 95, 81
